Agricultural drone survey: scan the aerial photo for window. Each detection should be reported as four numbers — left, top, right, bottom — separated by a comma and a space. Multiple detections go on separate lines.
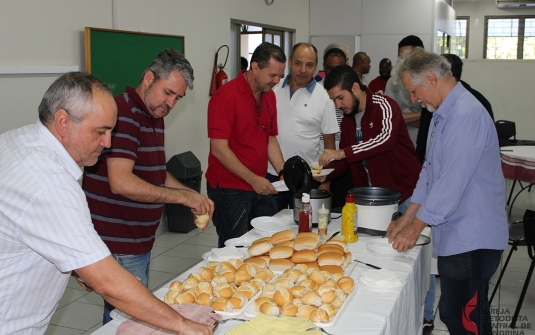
436, 31, 451, 55
484, 16, 535, 59
452, 17, 469, 58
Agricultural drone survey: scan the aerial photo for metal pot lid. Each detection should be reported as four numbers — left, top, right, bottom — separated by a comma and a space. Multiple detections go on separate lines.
283, 155, 313, 197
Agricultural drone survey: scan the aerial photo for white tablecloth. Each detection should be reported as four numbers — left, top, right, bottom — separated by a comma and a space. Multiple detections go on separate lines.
91, 209, 431, 335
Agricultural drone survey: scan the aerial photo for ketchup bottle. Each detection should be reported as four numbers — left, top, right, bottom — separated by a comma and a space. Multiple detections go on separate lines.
298, 193, 312, 233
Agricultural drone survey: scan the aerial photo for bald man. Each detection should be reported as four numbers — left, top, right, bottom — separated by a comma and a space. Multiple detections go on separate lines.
368, 58, 392, 95
352, 52, 371, 85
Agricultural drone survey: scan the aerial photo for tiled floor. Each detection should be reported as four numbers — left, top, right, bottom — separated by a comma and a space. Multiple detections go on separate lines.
45, 180, 535, 335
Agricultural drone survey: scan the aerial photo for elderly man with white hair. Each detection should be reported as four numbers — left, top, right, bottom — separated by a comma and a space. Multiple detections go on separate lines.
386, 48, 508, 335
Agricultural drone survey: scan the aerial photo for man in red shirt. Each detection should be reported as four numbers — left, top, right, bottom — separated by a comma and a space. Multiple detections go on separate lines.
206, 42, 286, 248
368, 58, 392, 95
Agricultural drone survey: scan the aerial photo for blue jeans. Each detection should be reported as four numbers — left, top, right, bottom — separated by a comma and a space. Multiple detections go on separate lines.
424, 274, 436, 320
102, 251, 151, 325
207, 183, 278, 248
438, 249, 502, 335
265, 173, 294, 213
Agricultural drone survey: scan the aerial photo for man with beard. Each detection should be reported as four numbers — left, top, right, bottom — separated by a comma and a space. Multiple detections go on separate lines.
206, 42, 286, 248
266, 43, 339, 212
83, 49, 214, 324
368, 58, 392, 95
318, 65, 420, 214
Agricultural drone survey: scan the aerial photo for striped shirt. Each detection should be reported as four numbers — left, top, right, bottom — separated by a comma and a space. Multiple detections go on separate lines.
83, 86, 166, 255
0, 121, 110, 334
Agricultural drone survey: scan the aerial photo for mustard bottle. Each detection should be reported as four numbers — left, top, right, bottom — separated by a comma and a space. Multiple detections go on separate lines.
341, 194, 358, 242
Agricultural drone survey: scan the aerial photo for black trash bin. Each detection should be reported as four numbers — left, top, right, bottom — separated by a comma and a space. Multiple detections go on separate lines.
166, 151, 202, 233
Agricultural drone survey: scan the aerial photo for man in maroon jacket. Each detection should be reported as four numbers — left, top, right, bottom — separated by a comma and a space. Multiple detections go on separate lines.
318, 65, 420, 213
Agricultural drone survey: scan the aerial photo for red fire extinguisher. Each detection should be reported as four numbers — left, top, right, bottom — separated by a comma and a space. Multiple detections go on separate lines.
209, 45, 229, 96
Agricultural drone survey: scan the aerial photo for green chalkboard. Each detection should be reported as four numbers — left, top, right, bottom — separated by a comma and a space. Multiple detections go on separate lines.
85, 27, 185, 95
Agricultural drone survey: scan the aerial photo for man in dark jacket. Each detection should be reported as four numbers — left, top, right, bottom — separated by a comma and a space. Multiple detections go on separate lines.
318, 65, 421, 213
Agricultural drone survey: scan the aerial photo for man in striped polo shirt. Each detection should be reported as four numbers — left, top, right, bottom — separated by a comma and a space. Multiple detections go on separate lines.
82, 50, 213, 324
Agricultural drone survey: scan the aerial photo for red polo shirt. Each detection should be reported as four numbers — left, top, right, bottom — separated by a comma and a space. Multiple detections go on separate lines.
206, 74, 278, 191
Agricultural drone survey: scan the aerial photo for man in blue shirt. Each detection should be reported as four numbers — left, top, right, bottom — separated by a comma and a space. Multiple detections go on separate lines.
387, 48, 508, 335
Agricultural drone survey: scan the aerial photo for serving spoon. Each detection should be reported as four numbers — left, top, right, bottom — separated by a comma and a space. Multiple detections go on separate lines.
324, 231, 340, 243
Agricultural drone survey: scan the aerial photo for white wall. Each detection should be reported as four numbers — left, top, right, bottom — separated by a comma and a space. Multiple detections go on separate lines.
0, 0, 309, 193
310, 0, 438, 81
454, 1, 535, 139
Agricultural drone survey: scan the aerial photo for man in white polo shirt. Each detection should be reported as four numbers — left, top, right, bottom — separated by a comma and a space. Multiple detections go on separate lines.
0, 72, 211, 335
267, 42, 339, 211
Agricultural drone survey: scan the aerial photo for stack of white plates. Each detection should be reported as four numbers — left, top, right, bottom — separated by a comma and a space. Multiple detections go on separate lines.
250, 216, 289, 237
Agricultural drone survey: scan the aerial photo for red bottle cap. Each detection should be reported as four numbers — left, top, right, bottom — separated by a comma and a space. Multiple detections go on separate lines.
345, 193, 355, 203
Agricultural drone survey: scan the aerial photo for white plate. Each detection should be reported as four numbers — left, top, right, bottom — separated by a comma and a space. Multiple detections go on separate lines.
272, 180, 289, 192
250, 216, 289, 234
358, 273, 407, 290
224, 236, 256, 247
201, 248, 248, 261
110, 309, 131, 322
366, 238, 406, 255
252, 228, 274, 237
312, 168, 334, 177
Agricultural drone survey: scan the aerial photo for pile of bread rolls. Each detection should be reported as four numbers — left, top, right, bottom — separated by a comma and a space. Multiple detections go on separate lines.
163, 257, 274, 312
252, 262, 355, 323
247, 230, 352, 275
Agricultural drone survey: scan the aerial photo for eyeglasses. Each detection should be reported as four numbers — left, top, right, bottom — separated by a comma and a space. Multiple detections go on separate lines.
256, 105, 273, 131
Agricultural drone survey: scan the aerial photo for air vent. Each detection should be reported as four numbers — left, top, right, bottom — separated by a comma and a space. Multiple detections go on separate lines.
496, 0, 535, 8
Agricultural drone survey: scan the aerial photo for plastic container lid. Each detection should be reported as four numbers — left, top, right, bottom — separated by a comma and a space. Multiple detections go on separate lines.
317, 203, 329, 215
301, 193, 310, 203
349, 187, 401, 206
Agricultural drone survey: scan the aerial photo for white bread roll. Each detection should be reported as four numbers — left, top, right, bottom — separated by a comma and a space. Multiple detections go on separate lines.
163, 290, 178, 304
318, 252, 344, 267
213, 283, 233, 299
320, 265, 344, 275
269, 245, 294, 259
237, 263, 257, 277
325, 240, 348, 252
248, 240, 272, 257
234, 270, 252, 285
317, 245, 344, 256
294, 236, 319, 251
250, 277, 266, 290
244, 257, 268, 268
277, 240, 294, 248
281, 303, 299, 316
319, 288, 337, 304
273, 287, 293, 306
255, 268, 275, 282
323, 279, 338, 288
254, 297, 273, 312
260, 301, 280, 316
210, 297, 234, 312
300, 262, 320, 270
228, 258, 243, 269
194, 292, 213, 306
281, 269, 301, 282
194, 281, 213, 296
290, 285, 310, 298
273, 277, 294, 290
300, 279, 317, 291
251, 236, 272, 245
270, 229, 294, 245
168, 280, 183, 292
296, 305, 316, 318
308, 270, 326, 286
337, 276, 355, 294
194, 213, 210, 229
229, 294, 248, 309
235, 284, 255, 300
269, 258, 293, 272
291, 249, 317, 263
218, 269, 235, 284
292, 263, 309, 273
310, 308, 330, 323
318, 303, 338, 319
173, 292, 195, 304
182, 277, 199, 291
331, 297, 343, 309
293, 297, 304, 306
301, 291, 323, 307
296, 232, 320, 241
219, 261, 237, 273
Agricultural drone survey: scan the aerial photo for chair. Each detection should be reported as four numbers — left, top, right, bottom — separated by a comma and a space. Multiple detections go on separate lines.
489, 209, 535, 328
495, 120, 516, 146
